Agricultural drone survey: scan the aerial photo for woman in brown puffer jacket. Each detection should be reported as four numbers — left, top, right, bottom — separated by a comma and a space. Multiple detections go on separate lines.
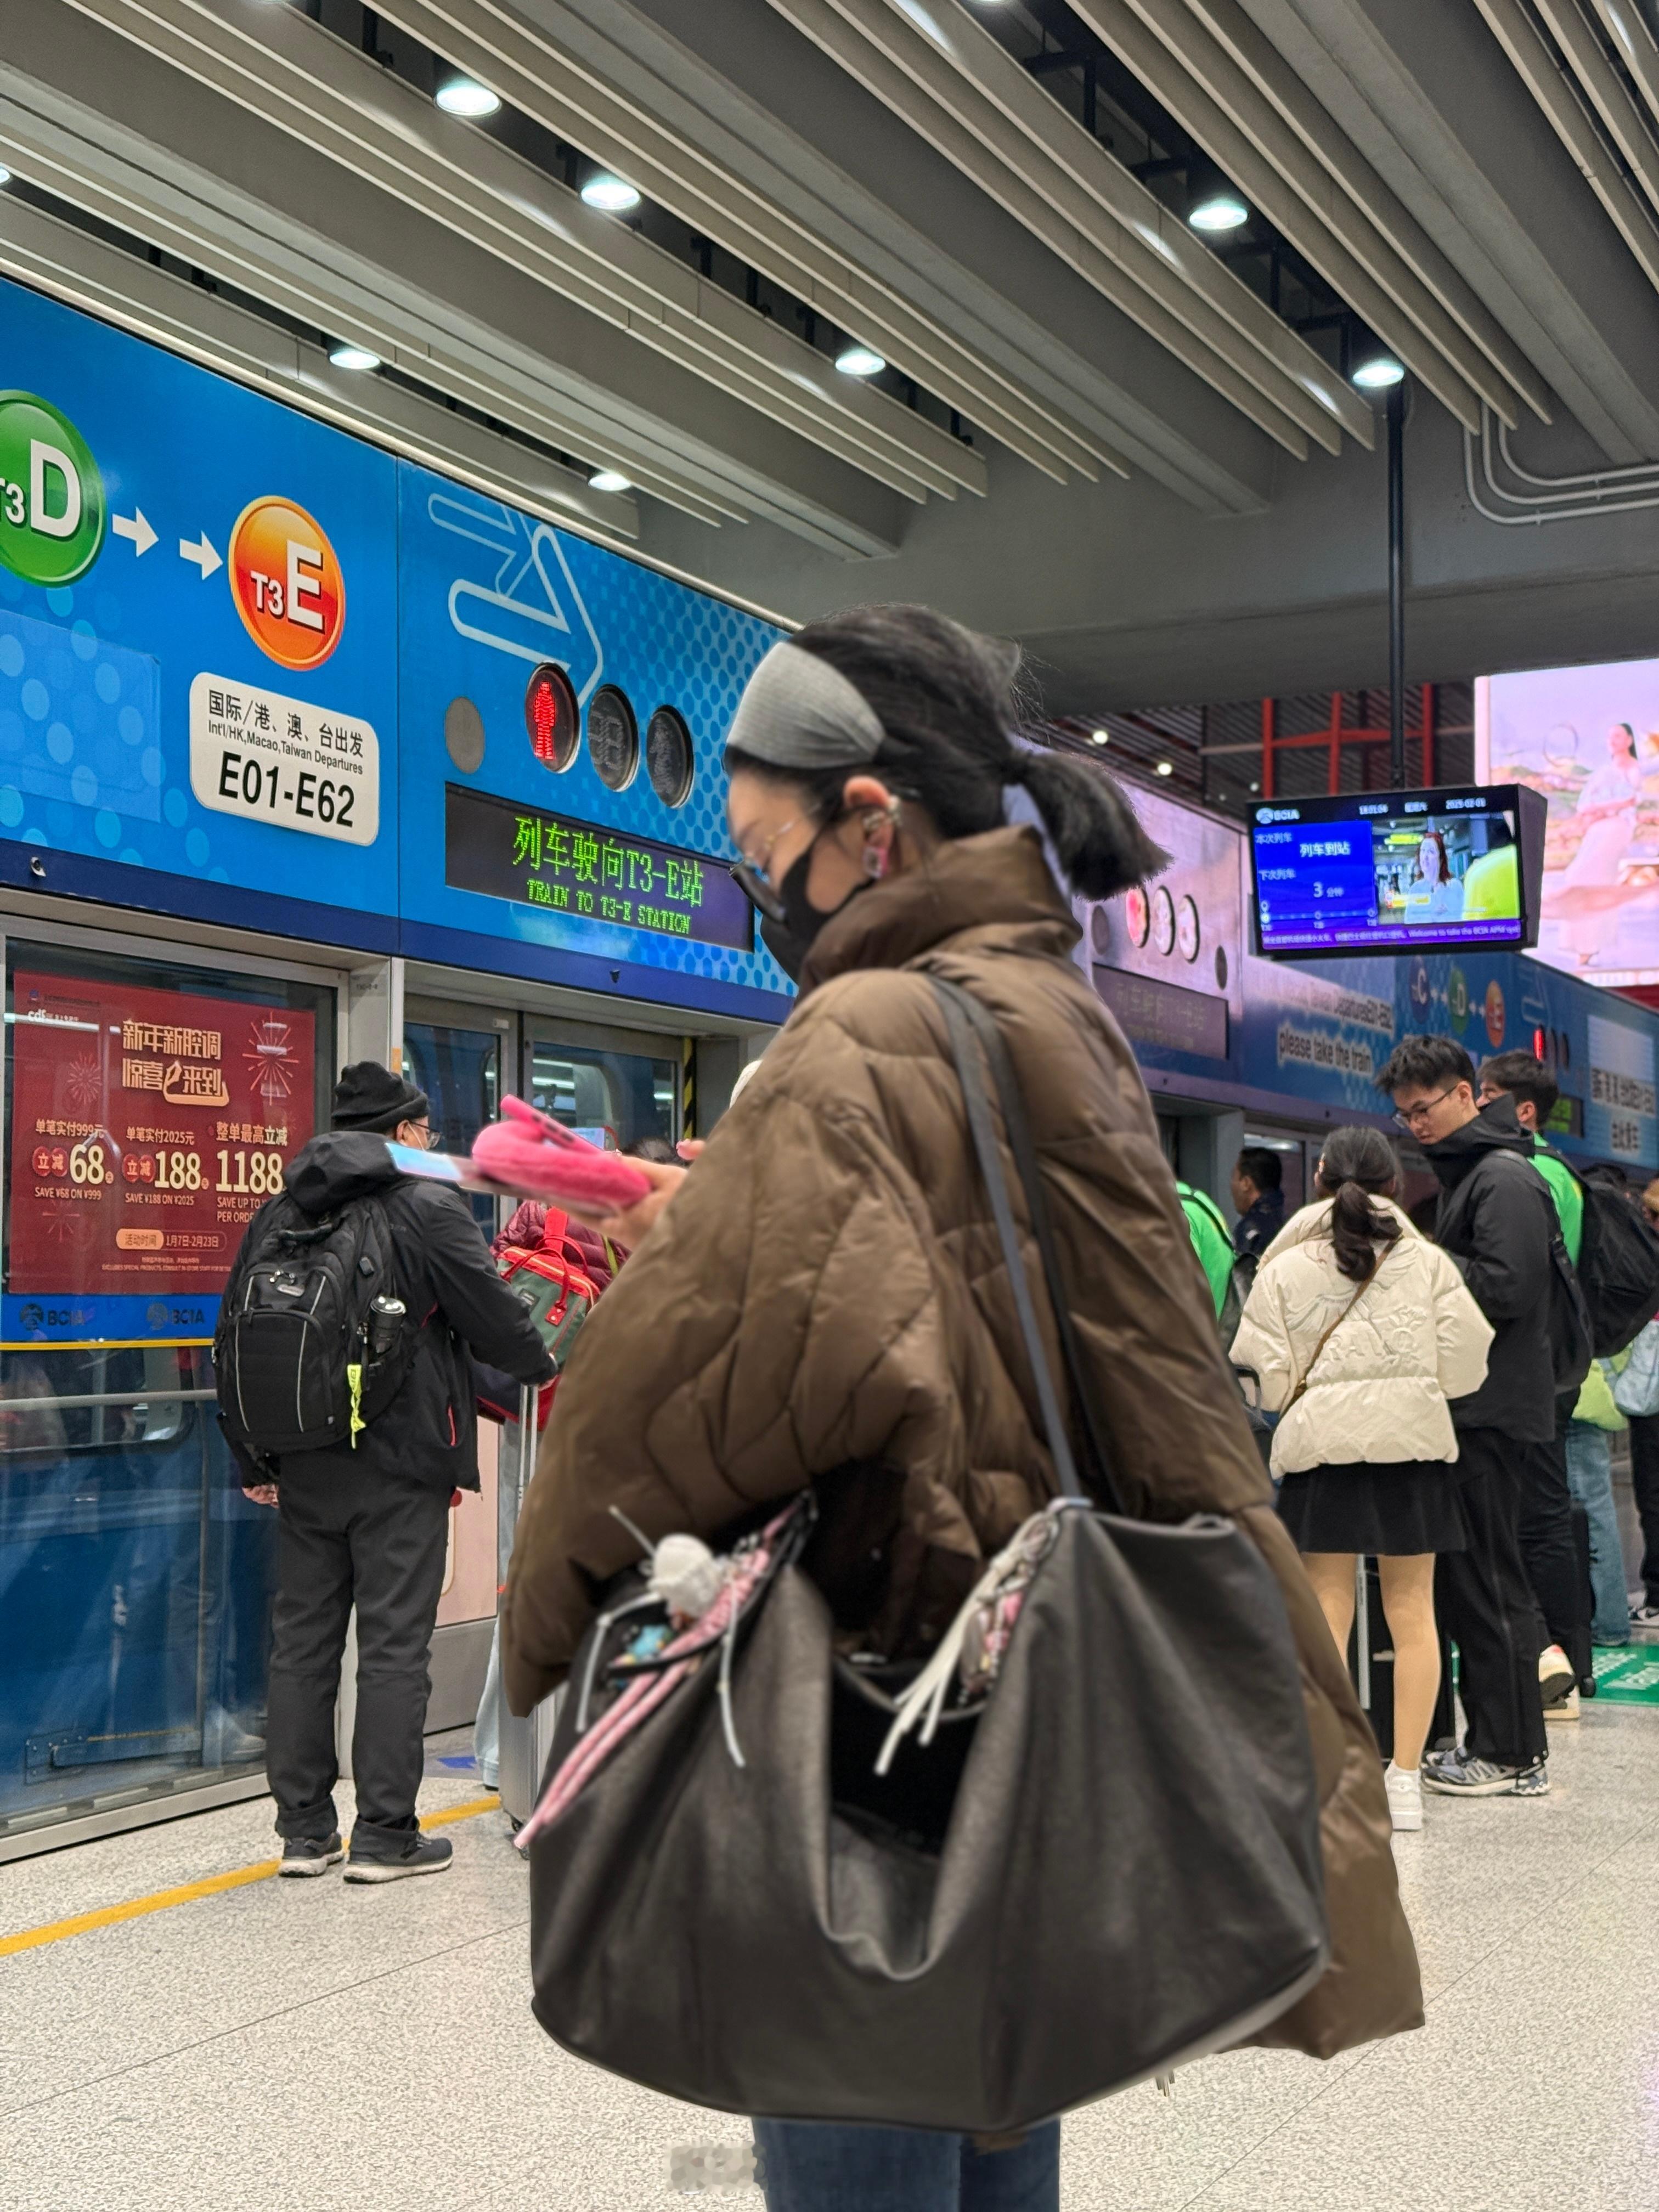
503, 605, 1420, 2212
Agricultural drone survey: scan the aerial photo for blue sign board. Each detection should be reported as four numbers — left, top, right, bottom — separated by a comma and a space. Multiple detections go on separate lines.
0, 276, 788, 1014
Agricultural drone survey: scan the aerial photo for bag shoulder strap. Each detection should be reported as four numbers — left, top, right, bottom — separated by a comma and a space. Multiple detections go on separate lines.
929, 977, 1122, 1514
1280, 1261, 1379, 1415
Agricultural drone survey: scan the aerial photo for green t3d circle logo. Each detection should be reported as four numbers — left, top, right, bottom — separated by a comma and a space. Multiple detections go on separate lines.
0, 392, 106, 586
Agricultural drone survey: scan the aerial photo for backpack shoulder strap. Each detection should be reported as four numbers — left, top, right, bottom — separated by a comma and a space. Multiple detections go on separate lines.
1180, 1183, 1233, 1242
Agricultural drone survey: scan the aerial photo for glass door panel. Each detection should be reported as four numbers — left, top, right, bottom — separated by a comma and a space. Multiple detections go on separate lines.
524, 1022, 679, 1153
403, 1009, 508, 1234
1, 941, 334, 1845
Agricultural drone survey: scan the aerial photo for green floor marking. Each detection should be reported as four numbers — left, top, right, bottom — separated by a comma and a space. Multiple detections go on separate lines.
1590, 1647, 1659, 1706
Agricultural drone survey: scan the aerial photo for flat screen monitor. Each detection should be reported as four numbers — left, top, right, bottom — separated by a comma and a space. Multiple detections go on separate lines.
1249, 785, 1546, 958
1476, 656, 1659, 987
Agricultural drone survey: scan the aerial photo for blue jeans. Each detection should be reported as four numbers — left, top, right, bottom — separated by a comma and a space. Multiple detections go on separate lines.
1564, 1423, 1631, 1645
753, 2120, 1060, 2212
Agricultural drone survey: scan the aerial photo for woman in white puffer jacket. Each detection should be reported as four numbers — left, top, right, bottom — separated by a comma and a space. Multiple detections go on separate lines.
1232, 1125, 1493, 1833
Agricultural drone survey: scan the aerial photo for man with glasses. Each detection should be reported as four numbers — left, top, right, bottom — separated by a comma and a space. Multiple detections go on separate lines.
1376, 1036, 1559, 1797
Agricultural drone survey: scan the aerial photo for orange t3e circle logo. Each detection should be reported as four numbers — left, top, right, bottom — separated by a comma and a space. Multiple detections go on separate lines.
228, 496, 345, 669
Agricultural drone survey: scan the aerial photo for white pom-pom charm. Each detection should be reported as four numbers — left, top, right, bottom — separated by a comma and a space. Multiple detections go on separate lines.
648, 1532, 724, 1623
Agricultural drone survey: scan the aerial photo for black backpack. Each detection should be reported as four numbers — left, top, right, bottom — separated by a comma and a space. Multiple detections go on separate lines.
216, 1191, 414, 1462
1573, 1169, 1659, 1357
1543, 1220, 1595, 1398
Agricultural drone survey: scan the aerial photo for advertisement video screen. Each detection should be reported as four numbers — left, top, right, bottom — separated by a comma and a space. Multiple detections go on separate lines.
1250, 785, 1545, 958
1477, 656, 1659, 986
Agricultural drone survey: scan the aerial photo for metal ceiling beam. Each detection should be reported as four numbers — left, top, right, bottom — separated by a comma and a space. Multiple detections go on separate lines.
788, 0, 1369, 450
60, 0, 975, 507
0, 190, 641, 543
1180, 0, 1553, 422
755, 0, 1299, 456
0, 5, 909, 555
1474, 0, 1659, 295
1590, 0, 1659, 131
1534, 0, 1659, 223
1070, 0, 1489, 428
1237, 0, 1659, 461
368, 0, 1122, 483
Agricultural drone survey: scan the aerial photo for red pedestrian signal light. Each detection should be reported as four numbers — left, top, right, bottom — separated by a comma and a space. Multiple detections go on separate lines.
524, 663, 579, 771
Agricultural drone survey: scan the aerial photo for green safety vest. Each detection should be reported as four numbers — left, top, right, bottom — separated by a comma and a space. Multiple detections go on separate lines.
1178, 1181, 1235, 1319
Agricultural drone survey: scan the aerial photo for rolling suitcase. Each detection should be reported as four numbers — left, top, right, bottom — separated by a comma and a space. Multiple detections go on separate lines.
496, 1384, 562, 1827
1347, 1558, 1396, 1762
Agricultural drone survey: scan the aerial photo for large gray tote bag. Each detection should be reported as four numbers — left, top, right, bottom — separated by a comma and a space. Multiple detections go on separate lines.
523, 978, 1328, 2133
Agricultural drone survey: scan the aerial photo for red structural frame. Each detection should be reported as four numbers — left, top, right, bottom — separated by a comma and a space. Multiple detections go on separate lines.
1259, 686, 1436, 798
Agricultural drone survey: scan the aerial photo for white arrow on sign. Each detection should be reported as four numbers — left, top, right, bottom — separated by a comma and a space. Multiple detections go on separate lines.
179, 531, 221, 579
111, 508, 156, 557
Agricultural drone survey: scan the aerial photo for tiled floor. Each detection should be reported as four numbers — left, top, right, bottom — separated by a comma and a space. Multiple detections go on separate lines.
2, 1711, 1656, 2211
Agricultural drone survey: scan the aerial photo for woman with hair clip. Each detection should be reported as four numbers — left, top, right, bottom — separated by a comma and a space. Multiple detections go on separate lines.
1232, 1126, 1493, 1835
504, 608, 1421, 2211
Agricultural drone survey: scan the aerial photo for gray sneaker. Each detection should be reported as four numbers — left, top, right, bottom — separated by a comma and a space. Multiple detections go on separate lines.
343, 1831, 453, 1883
279, 1832, 345, 1877
1422, 1746, 1549, 1798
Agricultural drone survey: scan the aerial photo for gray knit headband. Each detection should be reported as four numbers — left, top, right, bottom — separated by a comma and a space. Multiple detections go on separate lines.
724, 641, 885, 770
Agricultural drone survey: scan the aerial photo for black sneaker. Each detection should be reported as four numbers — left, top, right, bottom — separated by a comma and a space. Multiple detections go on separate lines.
278, 1832, 345, 1877
343, 1831, 453, 1883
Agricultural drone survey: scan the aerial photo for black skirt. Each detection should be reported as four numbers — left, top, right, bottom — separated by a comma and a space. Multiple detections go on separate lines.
1276, 1459, 1467, 1556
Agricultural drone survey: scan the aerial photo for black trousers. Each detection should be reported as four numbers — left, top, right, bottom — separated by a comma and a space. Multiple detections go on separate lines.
265, 1463, 450, 1846
1515, 1404, 1593, 1684
1436, 1427, 1548, 1770
1630, 1414, 1659, 1606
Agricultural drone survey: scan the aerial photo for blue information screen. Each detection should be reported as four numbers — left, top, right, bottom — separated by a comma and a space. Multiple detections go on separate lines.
1251, 787, 1531, 955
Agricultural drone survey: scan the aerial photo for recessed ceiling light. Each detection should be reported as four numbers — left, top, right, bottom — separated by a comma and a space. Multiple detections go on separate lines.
835, 344, 887, 377
581, 174, 642, 213
435, 76, 500, 119
0, 166, 12, 189
1352, 352, 1406, 390
1090, 729, 1110, 746
1155, 760, 1174, 777
1188, 190, 1249, 233
588, 469, 631, 493
328, 342, 381, 372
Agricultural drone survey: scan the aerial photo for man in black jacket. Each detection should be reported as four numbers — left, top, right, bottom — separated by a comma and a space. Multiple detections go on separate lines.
238, 1062, 554, 1881
1377, 1035, 1555, 1798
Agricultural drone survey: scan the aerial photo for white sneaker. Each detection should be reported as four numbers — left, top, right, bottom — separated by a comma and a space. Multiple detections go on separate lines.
1384, 1762, 1423, 1832
1545, 1686, 1581, 1723
1538, 1645, 1576, 1707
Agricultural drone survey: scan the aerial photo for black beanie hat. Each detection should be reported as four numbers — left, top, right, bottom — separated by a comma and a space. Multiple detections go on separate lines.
331, 1060, 430, 1133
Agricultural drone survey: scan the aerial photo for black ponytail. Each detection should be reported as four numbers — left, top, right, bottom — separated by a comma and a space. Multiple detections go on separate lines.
1013, 748, 1169, 899
725, 603, 1166, 896
1314, 1124, 1404, 1283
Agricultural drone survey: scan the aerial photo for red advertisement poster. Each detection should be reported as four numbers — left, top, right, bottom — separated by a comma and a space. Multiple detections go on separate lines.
8, 973, 316, 1296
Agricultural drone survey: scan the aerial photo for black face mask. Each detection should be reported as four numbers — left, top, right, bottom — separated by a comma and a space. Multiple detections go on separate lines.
757, 830, 870, 983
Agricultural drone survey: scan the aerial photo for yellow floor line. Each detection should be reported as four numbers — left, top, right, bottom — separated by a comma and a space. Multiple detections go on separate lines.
0, 1793, 502, 1960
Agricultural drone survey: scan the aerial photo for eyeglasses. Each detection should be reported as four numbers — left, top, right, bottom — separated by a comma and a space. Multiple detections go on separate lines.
1391, 1087, 1458, 1131
730, 812, 819, 927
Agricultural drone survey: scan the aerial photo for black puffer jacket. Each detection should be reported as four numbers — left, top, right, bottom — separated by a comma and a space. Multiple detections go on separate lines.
242, 1133, 553, 1491
1425, 1097, 1558, 1443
